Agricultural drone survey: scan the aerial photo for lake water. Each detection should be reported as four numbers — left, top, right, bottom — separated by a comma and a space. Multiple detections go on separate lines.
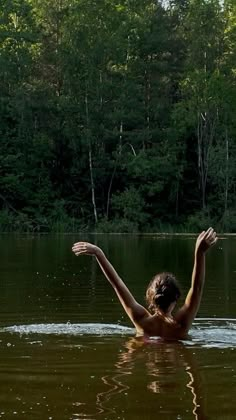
0, 233, 236, 419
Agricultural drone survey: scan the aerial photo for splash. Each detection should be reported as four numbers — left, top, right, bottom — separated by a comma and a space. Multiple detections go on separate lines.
1, 319, 236, 348
1, 323, 135, 336
185, 318, 236, 349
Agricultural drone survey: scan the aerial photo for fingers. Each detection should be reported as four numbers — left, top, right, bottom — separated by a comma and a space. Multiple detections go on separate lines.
72, 242, 83, 251
198, 230, 206, 239
72, 242, 88, 255
204, 227, 217, 246
205, 228, 215, 240
73, 250, 87, 256
72, 241, 86, 248
203, 227, 213, 239
211, 237, 218, 245
72, 241, 97, 256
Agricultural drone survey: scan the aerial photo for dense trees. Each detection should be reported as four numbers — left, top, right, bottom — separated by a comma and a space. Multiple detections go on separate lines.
0, 0, 235, 232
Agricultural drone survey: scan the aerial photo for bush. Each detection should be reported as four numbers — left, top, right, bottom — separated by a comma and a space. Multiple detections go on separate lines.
218, 210, 236, 233
96, 217, 139, 233
0, 209, 35, 232
185, 211, 215, 232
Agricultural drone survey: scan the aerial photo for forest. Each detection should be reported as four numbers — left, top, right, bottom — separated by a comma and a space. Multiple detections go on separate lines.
0, 0, 235, 233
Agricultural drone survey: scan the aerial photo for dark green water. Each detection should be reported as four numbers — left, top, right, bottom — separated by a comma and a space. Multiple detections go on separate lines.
0, 234, 236, 419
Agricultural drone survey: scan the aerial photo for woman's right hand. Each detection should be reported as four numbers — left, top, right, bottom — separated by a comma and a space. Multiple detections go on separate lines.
72, 242, 101, 257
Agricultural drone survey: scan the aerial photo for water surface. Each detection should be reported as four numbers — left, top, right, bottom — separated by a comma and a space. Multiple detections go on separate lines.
0, 233, 236, 419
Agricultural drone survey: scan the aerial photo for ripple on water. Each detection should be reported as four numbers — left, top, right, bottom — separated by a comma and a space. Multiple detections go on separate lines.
186, 318, 236, 349
0, 323, 135, 336
1, 319, 236, 349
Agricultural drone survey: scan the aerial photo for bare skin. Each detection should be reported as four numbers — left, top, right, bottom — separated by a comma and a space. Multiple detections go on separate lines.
72, 228, 217, 339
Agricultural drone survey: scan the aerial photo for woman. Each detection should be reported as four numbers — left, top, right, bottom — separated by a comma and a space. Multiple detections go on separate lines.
72, 228, 217, 339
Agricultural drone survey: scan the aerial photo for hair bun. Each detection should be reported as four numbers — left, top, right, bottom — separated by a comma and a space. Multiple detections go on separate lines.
154, 293, 165, 305
146, 271, 181, 313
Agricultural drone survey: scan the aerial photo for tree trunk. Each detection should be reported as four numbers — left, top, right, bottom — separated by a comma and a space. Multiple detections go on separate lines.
106, 122, 123, 219
197, 108, 216, 211
224, 127, 229, 213
197, 112, 206, 210
85, 91, 98, 224
144, 68, 150, 150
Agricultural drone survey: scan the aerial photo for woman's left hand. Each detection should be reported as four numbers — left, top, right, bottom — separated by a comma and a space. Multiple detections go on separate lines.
72, 242, 101, 256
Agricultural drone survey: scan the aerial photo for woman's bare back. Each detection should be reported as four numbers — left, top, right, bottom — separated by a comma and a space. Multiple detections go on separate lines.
135, 313, 187, 340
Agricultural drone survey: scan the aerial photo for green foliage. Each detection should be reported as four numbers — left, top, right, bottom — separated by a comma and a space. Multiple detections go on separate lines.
185, 211, 215, 233
111, 187, 149, 228
96, 218, 139, 234
219, 210, 236, 233
0, 0, 235, 232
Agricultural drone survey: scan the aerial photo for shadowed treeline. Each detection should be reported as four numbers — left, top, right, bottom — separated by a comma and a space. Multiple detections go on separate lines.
0, 0, 235, 233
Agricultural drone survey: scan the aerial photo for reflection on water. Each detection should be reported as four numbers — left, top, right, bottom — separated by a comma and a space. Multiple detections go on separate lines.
75, 335, 207, 420
112, 338, 206, 420
1, 320, 236, 418
0, 323, 236, 418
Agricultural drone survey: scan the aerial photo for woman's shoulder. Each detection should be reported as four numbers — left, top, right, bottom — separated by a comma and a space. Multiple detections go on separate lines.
138, 314, 187, 340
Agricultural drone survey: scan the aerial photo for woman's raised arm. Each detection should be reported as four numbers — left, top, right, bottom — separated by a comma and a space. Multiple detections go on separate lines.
175, 228, 218, 331
72, 242, 150, 329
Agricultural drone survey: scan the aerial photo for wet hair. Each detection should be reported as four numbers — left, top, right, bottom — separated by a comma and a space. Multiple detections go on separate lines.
146, 272, 181, 314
